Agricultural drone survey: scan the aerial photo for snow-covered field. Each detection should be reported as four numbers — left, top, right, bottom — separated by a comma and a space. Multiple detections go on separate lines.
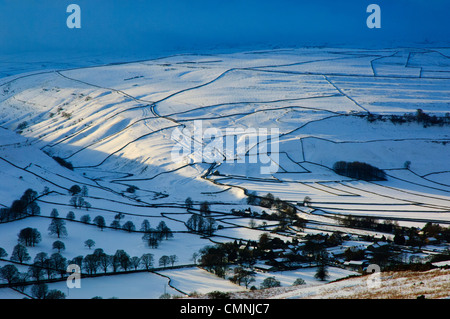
0, 47, 449, 298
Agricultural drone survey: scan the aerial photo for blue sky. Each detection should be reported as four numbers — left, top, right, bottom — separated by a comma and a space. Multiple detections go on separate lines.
1, 0, 449, 55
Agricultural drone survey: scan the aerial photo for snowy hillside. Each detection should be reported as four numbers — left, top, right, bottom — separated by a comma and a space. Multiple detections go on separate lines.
0, 47, 449, 299
213, 268, 450, 299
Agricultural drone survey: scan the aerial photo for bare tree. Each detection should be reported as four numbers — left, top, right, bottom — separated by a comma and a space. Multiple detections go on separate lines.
303, 196, 312, 207
48, 219, 68, 238
0, 247, 7, 259
110, 219, 121, 229
69, 185, 81, 196
31, 283, 48, 299
185, 197, 193, 211
114, 250, 131, 271
93, 215, 106, 230
130, 256, 141, 270
191, 252, 199, 264
66, 211, 75, 220
80, 214, 91, 224
260, 276, 281, 289
0, 264, 19, 284
200, 201, 211, 216
50, 253, 67, 278
159, 255, 170, 268
156, 221, 173, 240
52, 240, 65, 253
168, 255, 178, 267
81, 186, 89, 197
28, 263, 44, 282
46, 289, 66, 299
122, 221, 136, 232
140, 219, 151, 232
33, 252, 48, 267
11, 244, 31, 263
42, 258, 55, 279
140, 253, 154, 270
231, 267, 255, 289
83, 254, 99, 275
84, 239, 96, 250
97, 252, 111, 274
50, 208, 59, 218
142, 230, 159, 248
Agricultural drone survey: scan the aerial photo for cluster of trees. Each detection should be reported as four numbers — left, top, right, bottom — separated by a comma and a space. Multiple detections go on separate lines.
0, 212, 71, 283
184, 198, 211, 215
4, 215, 68, 265
186, 214, 217, 236
65, 210, 106, 231
79, 249, 155, 274
366, 109, 450, 127
341, 216, 450, 248
16, 121, 28, 132
52, 156, 73, 170
3, 208, 175, 273
333, 161, 386, 181
344, 247, 366, 261
394, 222, 450, 247
63, 207, 175, 244
68, 184, 91, 210
245, 193, 306, 231
198, 245, 232, 278
141, 220, 174, 248
229, 267, 256, 288
30, 283, 66, 299
0, 244, 180, 287
0, 249, 70, 284
29, 252, 69, 280
18, 227, 41, 247
247, 192, 296, 213
339, 215, 398, 233
0, 189, 41, 222
186, 201, 218, 236
367, 243, 404, 269
0, 264, 26, 285
260, 276, 281, 289
54, 209, 175, 248
0, 264, 66, 299
197, 239, 257, 276
158, 255, 179, 268
186, 197, 305, 237
229, 267, 283, 290
421, 222, 450, 243
208, 276, 305, 295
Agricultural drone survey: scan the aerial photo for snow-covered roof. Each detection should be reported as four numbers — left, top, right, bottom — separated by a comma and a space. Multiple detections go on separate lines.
371, 242, 388, 249
432, 260, 450, 268
254, 263, 274, 270
343, 260, 367, 266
